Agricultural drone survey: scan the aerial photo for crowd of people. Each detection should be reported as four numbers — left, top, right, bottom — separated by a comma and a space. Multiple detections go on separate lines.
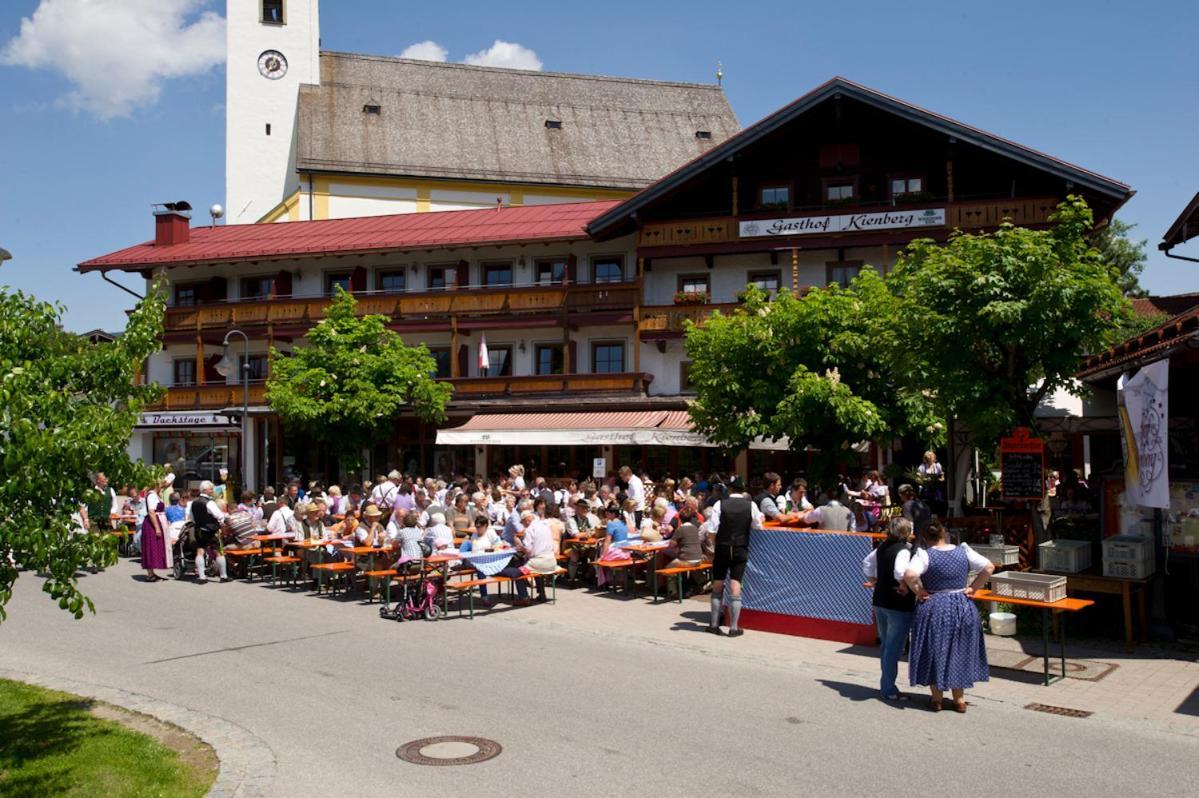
86, 452, 991, 707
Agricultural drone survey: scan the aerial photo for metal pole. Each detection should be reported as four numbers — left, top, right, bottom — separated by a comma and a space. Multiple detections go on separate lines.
222, 329, 253, 493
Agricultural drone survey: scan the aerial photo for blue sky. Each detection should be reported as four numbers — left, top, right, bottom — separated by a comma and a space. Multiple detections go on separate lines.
1, 0, 1196, 333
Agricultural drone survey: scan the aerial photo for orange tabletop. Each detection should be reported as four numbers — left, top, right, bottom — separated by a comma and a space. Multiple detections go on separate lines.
972, 589, 1093, 612
622, 542, 670, 554
341, 546, 387, 555
285, 539, 326, 548
424, 554, 459, 564
252, 534, 288, 542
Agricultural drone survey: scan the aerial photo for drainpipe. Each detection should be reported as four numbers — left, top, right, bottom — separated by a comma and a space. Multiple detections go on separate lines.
1162, 246, 1199, 265
100, 270, 145, 300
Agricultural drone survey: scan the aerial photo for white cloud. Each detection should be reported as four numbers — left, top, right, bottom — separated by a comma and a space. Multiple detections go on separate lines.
399, 40, 448, 62
1, 0, 224, 120
463, 40, 542, 71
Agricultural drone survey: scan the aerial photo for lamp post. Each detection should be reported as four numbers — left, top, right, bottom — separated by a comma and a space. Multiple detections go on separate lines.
214, 329, 252, 492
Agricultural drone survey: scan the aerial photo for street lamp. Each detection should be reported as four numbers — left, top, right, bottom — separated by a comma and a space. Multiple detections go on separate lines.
0, 247, 12, 264
215, 329, 252, 492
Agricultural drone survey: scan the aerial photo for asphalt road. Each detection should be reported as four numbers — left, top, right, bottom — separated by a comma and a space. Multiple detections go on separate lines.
1, 558, 1194, 797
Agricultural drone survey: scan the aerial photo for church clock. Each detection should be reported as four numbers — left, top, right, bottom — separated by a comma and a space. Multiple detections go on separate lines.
257, 50, 288, 80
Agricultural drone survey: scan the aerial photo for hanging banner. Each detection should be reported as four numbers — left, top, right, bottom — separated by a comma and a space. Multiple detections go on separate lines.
739, 208, 945, 238
1118, 360, 1170, 508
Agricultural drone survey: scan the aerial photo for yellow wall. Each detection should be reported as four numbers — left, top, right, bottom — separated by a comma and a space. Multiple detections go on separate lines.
257, 174, 633, 223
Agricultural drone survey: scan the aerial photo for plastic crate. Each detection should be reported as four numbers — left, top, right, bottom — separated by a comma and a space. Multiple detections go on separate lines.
989, 572, 1068, 603
1102, 534, 1153, 563
972, 544, 1020, 566
1102, 557, 1155, 579
1038, 540, 1092, 573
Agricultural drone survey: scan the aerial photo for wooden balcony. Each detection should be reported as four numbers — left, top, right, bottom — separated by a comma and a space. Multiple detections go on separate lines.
163, 282, 640, 334
637, 196, 1060, 248
638, 303, 738, 335
150, 372, 651, 410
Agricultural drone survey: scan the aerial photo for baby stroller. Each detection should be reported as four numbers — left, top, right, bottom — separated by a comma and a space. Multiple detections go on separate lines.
379, 557, 442, 621
171, 521, 220, 580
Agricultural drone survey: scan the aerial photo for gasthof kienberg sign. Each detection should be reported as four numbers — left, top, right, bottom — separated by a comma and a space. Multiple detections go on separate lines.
739, 207, 946, 238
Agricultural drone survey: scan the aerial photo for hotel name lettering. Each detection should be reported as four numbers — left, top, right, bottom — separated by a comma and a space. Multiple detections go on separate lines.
739, 208, 946, 238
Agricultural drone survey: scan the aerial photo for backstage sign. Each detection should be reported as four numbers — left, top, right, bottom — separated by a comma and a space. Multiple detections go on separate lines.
137, 412, 235, 428
739, 208, 946, 238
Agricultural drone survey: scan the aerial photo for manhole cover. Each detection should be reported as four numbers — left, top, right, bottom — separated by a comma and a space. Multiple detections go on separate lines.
396, 736, 502, 766
1024, 702, 1093, 719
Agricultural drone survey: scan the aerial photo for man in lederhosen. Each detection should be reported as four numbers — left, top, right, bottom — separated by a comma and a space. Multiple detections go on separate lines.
703, 475, 763, 638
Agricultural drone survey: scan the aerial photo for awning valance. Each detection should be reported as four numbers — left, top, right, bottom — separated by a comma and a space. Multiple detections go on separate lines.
434, 411, 790, 450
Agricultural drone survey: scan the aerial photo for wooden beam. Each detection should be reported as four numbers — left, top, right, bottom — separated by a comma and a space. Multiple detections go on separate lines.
731, 174, 739, 217
881, 243, 889, 276
450, 316, 460, 378
195, 334, 205, 386
946, 158, 955, 202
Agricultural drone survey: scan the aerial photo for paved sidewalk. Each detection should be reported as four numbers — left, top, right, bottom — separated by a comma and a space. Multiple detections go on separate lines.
2, 559, 1197, 797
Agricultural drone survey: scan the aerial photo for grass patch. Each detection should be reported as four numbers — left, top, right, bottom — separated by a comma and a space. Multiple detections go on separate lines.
0, 678, 217, 797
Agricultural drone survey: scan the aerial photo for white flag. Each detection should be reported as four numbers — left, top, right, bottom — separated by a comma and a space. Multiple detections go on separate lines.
1120, 360, 1170, 509
478, 333, 490, 372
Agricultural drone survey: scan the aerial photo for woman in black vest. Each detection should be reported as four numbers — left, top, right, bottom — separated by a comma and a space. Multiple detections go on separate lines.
862, 518, 917, 700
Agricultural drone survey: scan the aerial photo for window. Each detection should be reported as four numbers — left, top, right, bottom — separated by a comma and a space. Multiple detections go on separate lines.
826, 261, 862, 289
241, 276, 274, 300
679, 361, 695, 393
376, 270, 406, 293
825, 181, 856, 202
592, 257, 623, 284
695, 130, 712, 140
536, 259, 567, 285
173, 284, 198, 306
890, 176, 925, 199
483, 263, 513, 287
261, 0, 284, 24
677, 275, 710, 295
429, 348, 452, 379
362, 104, 381, 115
748, 271, 781, 294
591, 342, 625, 374
427, 266, 456, 291
324, 272, 352, 296
484, 345, 513, 377
240, 355, 269, 381
545, 119, 563, 130
265, 123, 271, 136
534, 344, 564, 375
760, 185, 790, 207
173, 359, 196, 386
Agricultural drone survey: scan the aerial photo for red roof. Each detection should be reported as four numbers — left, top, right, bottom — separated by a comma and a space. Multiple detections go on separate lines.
78, 200, 622, 272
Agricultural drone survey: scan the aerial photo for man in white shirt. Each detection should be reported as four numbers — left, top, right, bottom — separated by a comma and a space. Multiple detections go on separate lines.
187, 480, 229, 583
266, 501, 298, 539
620, 466, 646, 525
370, 471, 402, 512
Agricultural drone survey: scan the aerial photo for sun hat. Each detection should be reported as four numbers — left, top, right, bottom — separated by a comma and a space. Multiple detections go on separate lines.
364, 504, 383, 518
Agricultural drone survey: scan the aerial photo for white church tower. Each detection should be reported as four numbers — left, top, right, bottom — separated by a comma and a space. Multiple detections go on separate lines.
226, 0, 321, 224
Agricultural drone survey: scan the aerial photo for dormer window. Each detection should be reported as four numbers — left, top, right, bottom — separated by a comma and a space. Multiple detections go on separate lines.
261, 0, 284, 24
545, 119, 563, 130
695, 130, 712, 140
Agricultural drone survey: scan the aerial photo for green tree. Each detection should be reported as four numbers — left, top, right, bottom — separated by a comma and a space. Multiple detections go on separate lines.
265, 288, 452, 476
684, 274, 940, 481
888, 196, 1132, 447
1091, 217, 1148, 298
0, 285, 165, 621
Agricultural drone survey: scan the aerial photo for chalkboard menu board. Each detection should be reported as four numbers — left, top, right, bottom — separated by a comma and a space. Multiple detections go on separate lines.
1001, 451, 1044, 500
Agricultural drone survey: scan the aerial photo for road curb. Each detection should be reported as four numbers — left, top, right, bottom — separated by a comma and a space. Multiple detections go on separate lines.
0, 667, 276, 797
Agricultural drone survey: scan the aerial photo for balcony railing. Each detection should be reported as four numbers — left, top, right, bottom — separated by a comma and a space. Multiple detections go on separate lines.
637, 196, 1060, 248
150, 372, 651, 410
163, 282, 639, 333
638, 303, 738, 335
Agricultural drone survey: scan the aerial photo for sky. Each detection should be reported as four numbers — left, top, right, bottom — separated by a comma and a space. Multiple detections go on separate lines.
1, 0, 1197, 333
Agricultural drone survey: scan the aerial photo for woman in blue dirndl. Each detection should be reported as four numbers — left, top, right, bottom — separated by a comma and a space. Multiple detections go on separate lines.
903, 522, 994, 712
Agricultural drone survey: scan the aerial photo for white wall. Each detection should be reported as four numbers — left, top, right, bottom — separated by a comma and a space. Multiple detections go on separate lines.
226, 0, 321, 224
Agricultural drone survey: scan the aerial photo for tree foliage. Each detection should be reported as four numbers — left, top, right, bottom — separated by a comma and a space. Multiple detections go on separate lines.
0, 284, 165, 621
684, 274, 940, 480
888, 196, 1132, 446
1091, 217, 1148, 298
265, 288, 452, 473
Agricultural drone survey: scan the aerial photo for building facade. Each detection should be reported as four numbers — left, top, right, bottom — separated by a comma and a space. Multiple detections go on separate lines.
83, 77, 1131, 489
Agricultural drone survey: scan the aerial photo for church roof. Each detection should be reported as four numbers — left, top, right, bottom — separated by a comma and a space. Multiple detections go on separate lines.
295, 52, 739, 190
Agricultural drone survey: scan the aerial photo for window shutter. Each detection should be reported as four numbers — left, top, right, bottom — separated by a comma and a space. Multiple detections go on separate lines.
456, 260, 469, 289
273, 270, 292, 298
457, 344, 469, 377
566, 254, 578, 284
568, 340, 578, 374
350, 266, 367, 293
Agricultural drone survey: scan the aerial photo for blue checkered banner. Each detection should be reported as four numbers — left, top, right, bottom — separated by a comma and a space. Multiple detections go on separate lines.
740, 530, 875, 625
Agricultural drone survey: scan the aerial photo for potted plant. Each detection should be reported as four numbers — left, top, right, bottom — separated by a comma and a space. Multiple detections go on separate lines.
673, 290, 708, 305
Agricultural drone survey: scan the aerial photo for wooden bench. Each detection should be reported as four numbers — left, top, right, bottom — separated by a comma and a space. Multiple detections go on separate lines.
223, 548, 263, 580
309, 561, 356, 595
593, 559, 642, 596
447, 578, 501, 619
506, 567, 568, 603
262, 555, 302, 586
653, 562, 712, 603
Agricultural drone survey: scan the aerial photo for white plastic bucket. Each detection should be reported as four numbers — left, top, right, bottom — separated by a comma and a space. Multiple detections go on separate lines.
989, 611, 1017, 636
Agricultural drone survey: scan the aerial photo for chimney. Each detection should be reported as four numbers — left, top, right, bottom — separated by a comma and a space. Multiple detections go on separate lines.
153, 201, 193, 246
